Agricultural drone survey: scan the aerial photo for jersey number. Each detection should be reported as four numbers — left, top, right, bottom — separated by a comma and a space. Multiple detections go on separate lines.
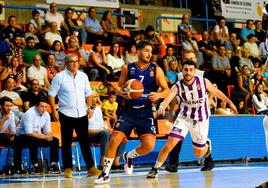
139, 75, 144, 83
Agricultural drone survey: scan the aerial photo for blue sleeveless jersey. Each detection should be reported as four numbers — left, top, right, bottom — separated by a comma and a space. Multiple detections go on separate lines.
126, 63, 158, 108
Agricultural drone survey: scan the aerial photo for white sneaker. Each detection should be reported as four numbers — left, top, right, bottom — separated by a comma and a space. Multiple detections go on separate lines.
94, 172, 110, 184
123, 152, 133, 175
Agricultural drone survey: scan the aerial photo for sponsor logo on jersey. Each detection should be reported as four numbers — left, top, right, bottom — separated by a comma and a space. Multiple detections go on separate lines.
150, 70, 154, 77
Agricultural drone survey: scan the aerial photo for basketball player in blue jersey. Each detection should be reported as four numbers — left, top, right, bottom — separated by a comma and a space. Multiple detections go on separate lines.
146, 60, 238, 178
95, 41, 169, 184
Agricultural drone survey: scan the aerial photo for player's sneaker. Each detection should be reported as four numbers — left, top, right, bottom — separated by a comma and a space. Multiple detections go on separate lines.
201, 159, 215, 171
165, 164, 178, 173
94, 172, 110, 184
123, 152, 133, 175
146, 167, 159, 178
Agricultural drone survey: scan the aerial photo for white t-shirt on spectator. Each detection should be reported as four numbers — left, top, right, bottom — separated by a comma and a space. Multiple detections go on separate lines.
45, 32, 63, 46
27, 65, 47, 86
88, 106, 105, 130
210, 25, 229, 41
45, 11, 64, 30
107, 54, 125, 73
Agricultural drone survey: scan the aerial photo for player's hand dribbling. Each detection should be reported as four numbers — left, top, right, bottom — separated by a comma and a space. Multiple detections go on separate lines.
116, 88, 131, 99
148, 92, 160, 101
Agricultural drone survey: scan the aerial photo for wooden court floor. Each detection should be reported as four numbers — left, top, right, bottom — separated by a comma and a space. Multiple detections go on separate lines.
0, 163, 267, 188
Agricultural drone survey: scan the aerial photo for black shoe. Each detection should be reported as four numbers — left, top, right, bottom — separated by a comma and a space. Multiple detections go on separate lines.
14, 167, 28, 175
32, 165, 43, 174
48, 164, 61, 174
146, 167, 159, 178
111, 165, 124, 170
201, 161, 215, 171
165, 164, 178, 173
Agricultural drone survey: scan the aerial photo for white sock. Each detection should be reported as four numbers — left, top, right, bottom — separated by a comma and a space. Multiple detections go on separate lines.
127, 149, 140, 159
154, 160, 163, 169
103, 157, 114, 175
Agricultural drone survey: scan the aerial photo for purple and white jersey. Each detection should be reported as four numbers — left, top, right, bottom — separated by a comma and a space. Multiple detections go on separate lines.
175, 76, 210, 121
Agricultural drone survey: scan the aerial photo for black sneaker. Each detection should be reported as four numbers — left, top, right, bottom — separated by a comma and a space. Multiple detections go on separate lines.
94, 172, 110, 184
165, 164, 178, 173
146, 167, 159, 178
201, 160, 215, 171
123, 152, 133, 175
48, 164, 61, 174
14, 167, 28, 175
111, 164, 124, 170
32, 165, 43, 174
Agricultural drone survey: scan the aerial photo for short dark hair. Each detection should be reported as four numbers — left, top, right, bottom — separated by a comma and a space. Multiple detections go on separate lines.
32, 10, 40, 16
136, 41, 152, 50
182, 60, 197, 68
37, 96, 48, 106
8, 15, 16, 22
108, 91, 116, 97
0, 96, 13, 106
88, 7, 95, 14
26, 36, 35, 42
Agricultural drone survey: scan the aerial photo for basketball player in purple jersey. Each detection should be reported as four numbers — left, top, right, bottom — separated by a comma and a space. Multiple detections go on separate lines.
147, 60, 238, 178
95, 41, 169, 184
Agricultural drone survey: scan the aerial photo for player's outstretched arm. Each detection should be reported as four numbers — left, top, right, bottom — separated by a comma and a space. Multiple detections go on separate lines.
158, 84, 178, 115
205, 78, 238, 114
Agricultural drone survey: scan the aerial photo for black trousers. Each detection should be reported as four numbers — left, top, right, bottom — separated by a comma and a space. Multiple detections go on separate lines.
59, 112, 94, 169
0, 133, 13, 147
13, 134, 59, 168
169, 141, 182, 166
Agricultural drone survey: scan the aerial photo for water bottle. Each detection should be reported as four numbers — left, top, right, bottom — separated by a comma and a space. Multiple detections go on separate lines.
72, 153, 76, 170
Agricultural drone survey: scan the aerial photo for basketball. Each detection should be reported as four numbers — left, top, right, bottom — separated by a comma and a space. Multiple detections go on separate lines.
123, 79, 144, 99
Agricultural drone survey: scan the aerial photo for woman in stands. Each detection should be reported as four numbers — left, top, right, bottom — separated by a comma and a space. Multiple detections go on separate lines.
232, 65, 253, 113
49, 40, 66, 69
88, 41, 113, 82
101, 10, 128, 45
25, 23, 40, 46
0, 57, 26, 91
124, 44, 138, 65
252, 83, 268, 115
161, 46, 179, 73
215, 99, 234, 115
145, 25, 164, 57
107, 42, 125, 78
44, 22, 63, 49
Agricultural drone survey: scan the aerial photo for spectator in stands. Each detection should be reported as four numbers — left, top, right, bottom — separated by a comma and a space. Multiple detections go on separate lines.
49, 40, 66, 69
239, 47, 255, 72
81, 7, 107, 44
27, 54, 50, 93
259, 33, 268, 62
232, 65, 253, 113
62, 8, 80, 35
144, 25, 164, 56
88, 41, 112, 82
208, 83, 218, 114
46, 54, 62, 83
101, 10, 128, 45
215, 99, 234, 115
45, 22, 63, 48
22, 37, 44, 67
64, 37, 87, 68
210, 16, 231, 50
0, 97, 16, 146
21, 79, 47, 111
183, 31, 204, 68
65, 27, 80, 48
14, 97, 60, 174
124, 44, 138, 64
254, 20, 265, 45
251, 71, 266, 89
229, 32, 241, 55
29, 10, 43, 33
0, 77, 23, 112
102, 91, 118, 128
25, 23, 40, 45
178, 14, 197, 42
237, 100, 247, 114
198, 31, 216, 70
48, 53, 100, 178
107, 42, 125, 77
211, 45, 231, 94
11, 36, 24, 65
243, 34, 260, 58
0, 15, 24, 46
165, 60, 179, 87
240, 19, 255, 43
252, 83, 268, 114
161, 46, 179, 73
45, 2, 64, 31
0, 57, 26, 90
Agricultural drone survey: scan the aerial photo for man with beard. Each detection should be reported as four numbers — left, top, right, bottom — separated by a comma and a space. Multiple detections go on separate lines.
22, 37, 44, 66
95, 41, 169, 184
146, 60, 238, 178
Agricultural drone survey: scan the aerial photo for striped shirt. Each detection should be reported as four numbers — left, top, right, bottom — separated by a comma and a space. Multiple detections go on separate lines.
176, 76, 210, 121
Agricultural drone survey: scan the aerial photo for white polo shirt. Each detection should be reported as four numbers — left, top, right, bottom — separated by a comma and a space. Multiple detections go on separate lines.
48, 69, 92, 118
27, 65, 47, 86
